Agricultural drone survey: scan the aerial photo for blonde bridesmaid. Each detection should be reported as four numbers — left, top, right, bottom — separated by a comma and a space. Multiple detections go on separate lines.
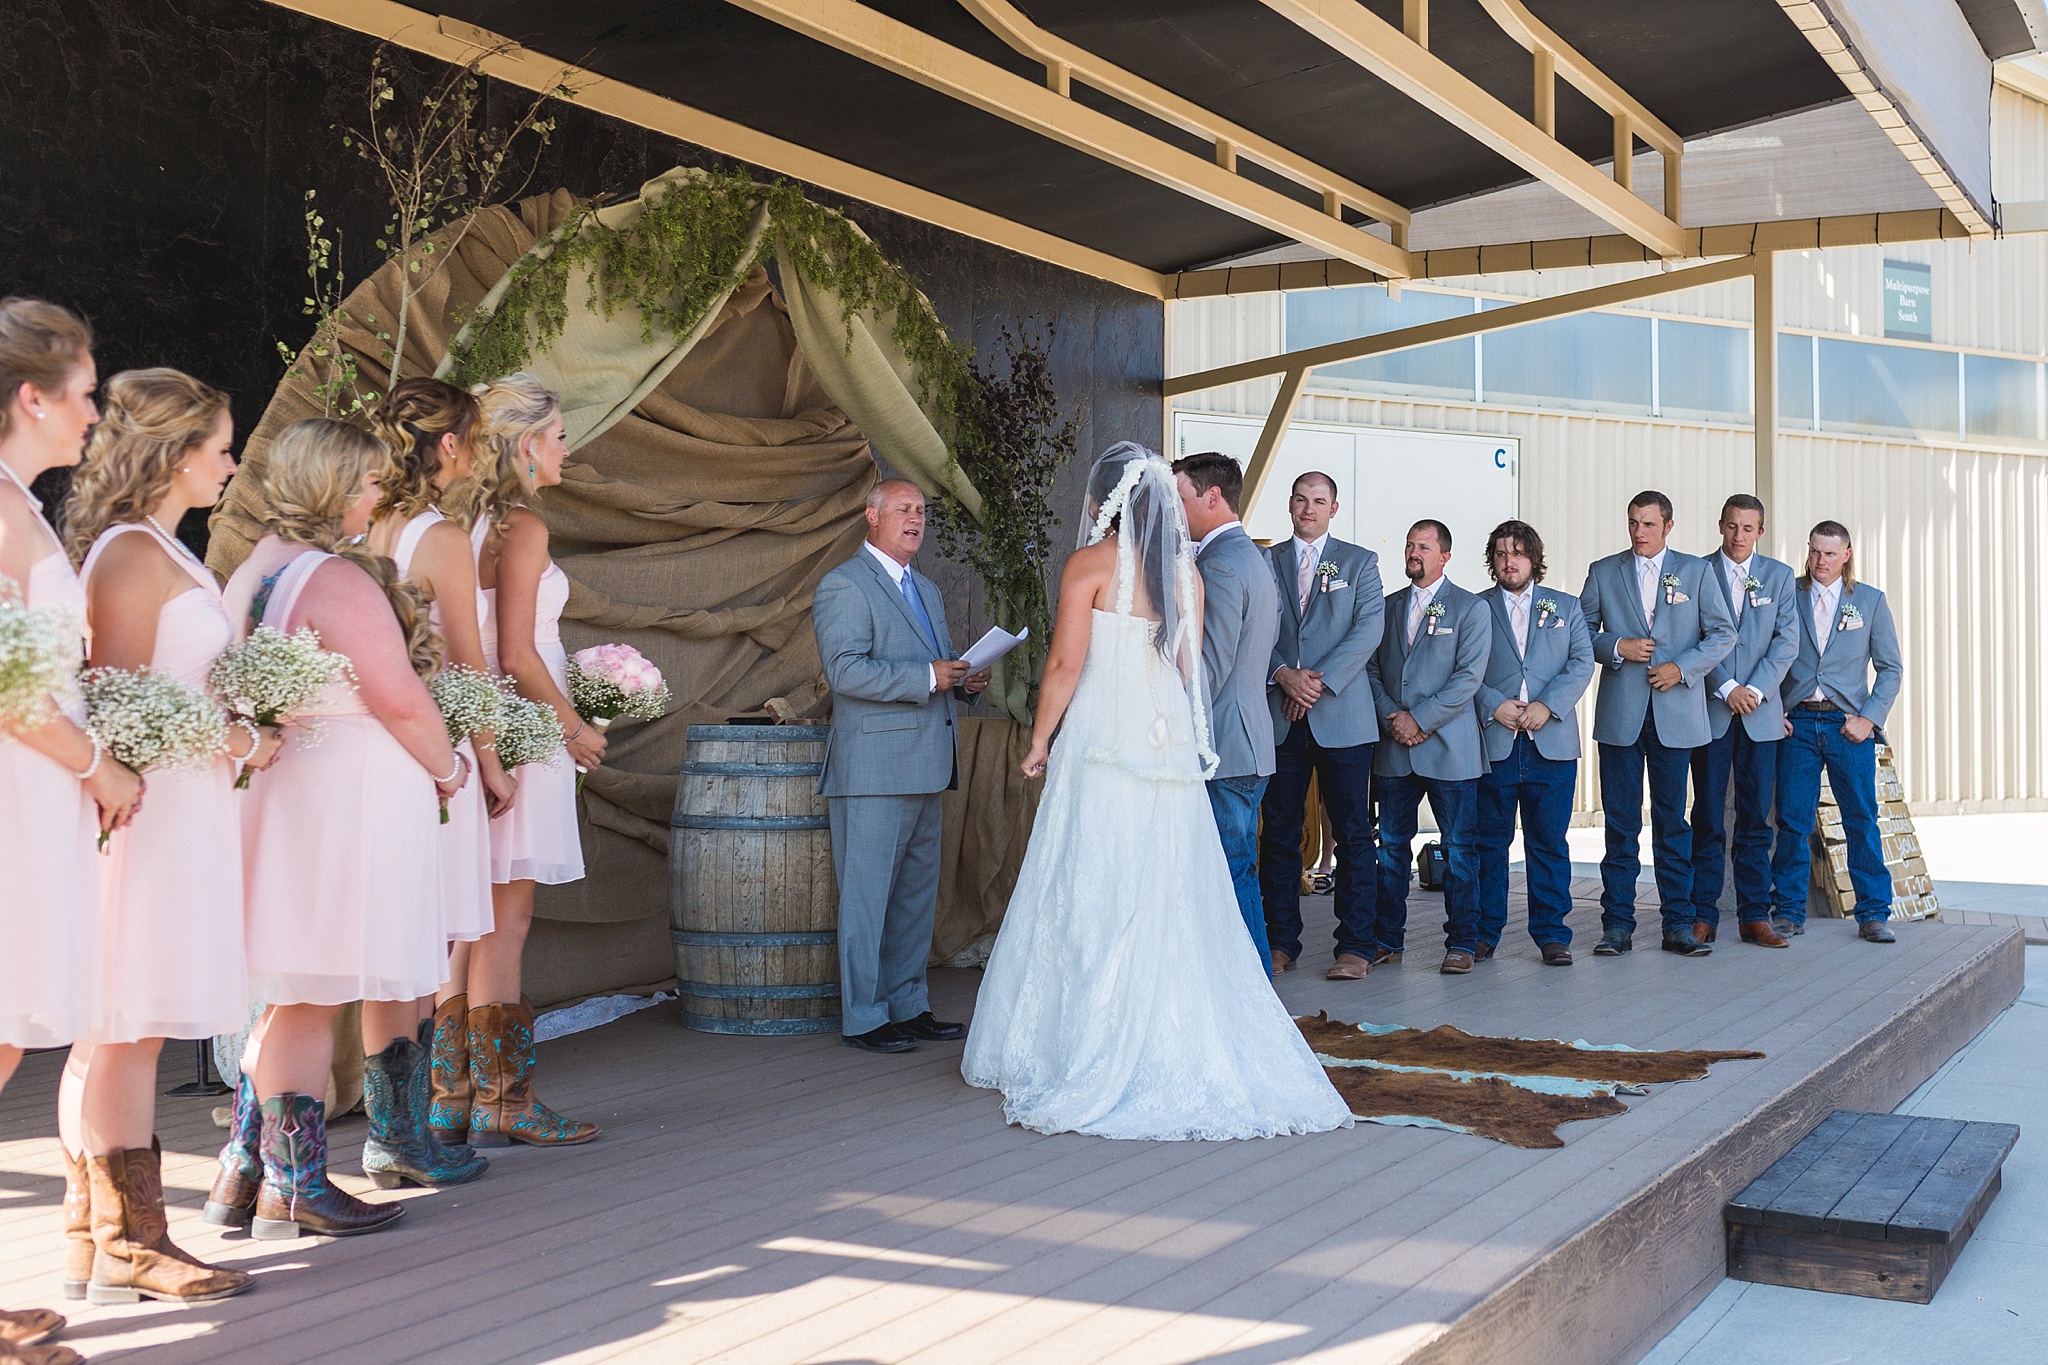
429, 373, 600, 1149
0, 298, 138, 1365
204, 418, 468, 1239
57, 370, 275, 1305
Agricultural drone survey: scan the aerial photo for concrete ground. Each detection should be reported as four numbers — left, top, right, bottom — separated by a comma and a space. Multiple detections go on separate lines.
1640, 812, 2048, 1365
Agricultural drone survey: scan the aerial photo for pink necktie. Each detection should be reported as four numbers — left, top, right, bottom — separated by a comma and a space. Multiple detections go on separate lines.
1511, 596, 1530, 700
1297, 547, 1314, 612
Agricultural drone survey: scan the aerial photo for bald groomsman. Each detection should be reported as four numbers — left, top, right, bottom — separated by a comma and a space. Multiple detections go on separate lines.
1767, 521, 1904, 942
1688, 495, 1800, 948
1367, 520, 1491, 975
1259, 471, 1385, 980
1473, 520, 1593, 965
1578, 491, 1737, 958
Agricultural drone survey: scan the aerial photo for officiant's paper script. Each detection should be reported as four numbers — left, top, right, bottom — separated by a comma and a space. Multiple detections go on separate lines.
961, 625, 1029, 673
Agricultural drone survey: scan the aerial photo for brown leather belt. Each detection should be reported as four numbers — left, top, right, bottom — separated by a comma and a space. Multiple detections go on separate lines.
1795, 700, 1840, 712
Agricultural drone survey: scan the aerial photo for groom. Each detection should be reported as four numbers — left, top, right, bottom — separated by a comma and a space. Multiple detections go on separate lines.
814, 479, 989, 1054
1175, 452, 1281, 969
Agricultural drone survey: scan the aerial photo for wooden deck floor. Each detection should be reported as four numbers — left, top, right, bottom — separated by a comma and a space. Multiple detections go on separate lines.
0, 883, 2021, 1365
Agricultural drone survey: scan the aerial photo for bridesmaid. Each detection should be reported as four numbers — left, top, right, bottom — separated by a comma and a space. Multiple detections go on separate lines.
204, 418, 465, 1239
431, 373, 601, 1149
0, 297, 138, 1365
358, 377, 502, 1189
58, 370, 275, 1305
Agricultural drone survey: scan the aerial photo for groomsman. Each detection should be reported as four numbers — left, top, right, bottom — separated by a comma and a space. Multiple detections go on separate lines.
1578, 492, 1737, 958
1767, 521, 1904, 942
1688, 495, 1800, 948
1175, 452, 1283, 968
1258, 471, 1384, 980
1367, 520, 1491, 975
1472, 521, 1593, 965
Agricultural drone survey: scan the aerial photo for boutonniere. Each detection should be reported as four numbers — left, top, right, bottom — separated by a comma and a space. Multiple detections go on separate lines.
1661, 572, 1687, 605
1535, 597, 1558, 628
1316, 561, 1345, 593
1838, 603, 1863, 631
1424, 601, 1448, 635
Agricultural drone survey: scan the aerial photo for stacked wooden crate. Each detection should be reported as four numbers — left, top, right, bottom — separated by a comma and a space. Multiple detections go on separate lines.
1809, 743, 1940, 921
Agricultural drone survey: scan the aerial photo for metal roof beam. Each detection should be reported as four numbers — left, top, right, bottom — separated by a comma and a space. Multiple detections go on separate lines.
727, 0, 1417, 279
1259, 0, 1691, 258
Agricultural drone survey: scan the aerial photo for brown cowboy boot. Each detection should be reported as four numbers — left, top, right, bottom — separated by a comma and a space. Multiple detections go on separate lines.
0, 1306, 63, 1348
251, 1094, 404, 1240
425, 994, 472, 1146
85, 1146, 254, 1305
467, 1001, 600, 1148
59, 1148, 91, 1301
0, 1335, 83, 1365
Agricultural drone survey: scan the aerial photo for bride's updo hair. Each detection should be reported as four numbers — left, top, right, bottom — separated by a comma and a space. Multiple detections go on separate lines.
264, 417, 441, 678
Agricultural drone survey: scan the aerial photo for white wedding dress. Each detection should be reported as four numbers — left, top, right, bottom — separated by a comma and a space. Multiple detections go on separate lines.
962, 509, 1353, 1139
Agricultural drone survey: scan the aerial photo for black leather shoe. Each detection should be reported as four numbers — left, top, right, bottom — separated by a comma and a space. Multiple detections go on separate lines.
1771, 915, 1805, 937
842, 1025, 917, 1054
895, 1011, 967, 1041
1592, 932, 1632, 956
1472, 941, 1497, 962
1859, 920, 1897, 943
1540, 943, 1573, 966
1661, 928, 1712, 956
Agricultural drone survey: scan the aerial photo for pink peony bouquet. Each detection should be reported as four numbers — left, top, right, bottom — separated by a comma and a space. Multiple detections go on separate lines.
567, 643, 671, 728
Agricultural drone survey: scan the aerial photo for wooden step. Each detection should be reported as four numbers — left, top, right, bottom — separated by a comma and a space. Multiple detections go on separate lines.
1725, 1109, 2019, 1303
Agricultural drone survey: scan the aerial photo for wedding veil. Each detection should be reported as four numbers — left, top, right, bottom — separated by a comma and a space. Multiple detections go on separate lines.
1078, 442, 1217, 777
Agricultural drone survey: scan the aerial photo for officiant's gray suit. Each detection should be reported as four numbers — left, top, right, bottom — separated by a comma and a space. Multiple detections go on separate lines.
814, 547, 972, 1037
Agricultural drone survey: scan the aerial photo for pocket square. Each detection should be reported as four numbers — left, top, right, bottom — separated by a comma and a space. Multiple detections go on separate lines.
1749, 594, 1772, 606
1324, 579, 1349, 592
1839, 618, 1864, 631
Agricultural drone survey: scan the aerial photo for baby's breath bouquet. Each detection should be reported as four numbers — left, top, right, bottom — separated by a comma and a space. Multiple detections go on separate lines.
0, 588, 77, 730
428, 665, 504, 824
491, 678, 565, 770
80, 667, 228, 849
208, 625, 352, 788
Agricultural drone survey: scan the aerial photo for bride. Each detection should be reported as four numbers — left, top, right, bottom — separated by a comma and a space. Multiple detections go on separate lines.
962, 444, 1352, 1141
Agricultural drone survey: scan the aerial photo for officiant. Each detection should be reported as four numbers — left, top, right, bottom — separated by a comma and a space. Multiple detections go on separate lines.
813, 479, 989, 1055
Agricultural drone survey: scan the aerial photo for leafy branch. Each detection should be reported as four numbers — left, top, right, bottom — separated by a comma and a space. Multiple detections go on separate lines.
274, 189, 378, 418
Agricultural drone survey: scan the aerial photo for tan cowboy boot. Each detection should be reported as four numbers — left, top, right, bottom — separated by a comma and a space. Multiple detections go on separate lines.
0, 1306, 63, 1348
425, 994, 472, 1145
86, 1146, 254, 1305
59, 1149, 91, 1301
467, 1001, 600, 1148
0, 1336, 83, 1365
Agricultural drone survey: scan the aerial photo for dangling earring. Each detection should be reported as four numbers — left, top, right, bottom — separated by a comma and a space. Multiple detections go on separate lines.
528, 462, 536, 477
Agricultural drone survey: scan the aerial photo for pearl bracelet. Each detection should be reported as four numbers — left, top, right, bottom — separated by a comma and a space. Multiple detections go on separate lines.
231, 717, 262, 763
433, 752, 466, 787
76, 734, 105, 781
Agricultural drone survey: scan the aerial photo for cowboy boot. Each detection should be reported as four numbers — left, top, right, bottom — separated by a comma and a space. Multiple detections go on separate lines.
466, 1001, 600, 1148
0, 1336, 82, 1365
202, 1070, 261, 1227
425, 995, 472, 1146
59, 1149, 91, 1301
251, 1094, 405, 1240
360, 1033, 487, 1189
85, 1146, 253, 1305
0, 1306, 63, 1348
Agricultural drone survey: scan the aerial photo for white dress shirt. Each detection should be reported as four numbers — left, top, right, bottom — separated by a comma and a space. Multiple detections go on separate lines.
1809, 576, 1841, 700
1716, 550, 1759, 703
1194, 520, 1241, 558
1405, 573, 1446, 647
864, 540, 939, 693
1504, 583, 1533, 701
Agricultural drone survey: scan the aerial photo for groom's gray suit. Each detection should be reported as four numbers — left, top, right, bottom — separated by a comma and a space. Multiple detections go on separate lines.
814, 543, 971, 1036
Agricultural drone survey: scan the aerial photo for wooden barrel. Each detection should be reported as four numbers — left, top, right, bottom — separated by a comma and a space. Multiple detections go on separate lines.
669, 725, 839, 1035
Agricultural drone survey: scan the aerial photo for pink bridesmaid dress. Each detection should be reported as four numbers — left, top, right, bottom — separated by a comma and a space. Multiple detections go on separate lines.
0, 485, 98, 1047
475, 517, 584, 886
223, 548, 444, 1005
393, 508, 493, 943
79, 522, 248, 1042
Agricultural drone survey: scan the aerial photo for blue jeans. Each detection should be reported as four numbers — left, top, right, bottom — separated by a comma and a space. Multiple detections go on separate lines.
1770, 708, 1891, 925
1259, 722, 1378, 961
1475, 735, 1577, 949
1207, 775, 1272, 967
1373, 772, 1480, 955
1689, 723, 1779, 927
1597, 711, 1695, 939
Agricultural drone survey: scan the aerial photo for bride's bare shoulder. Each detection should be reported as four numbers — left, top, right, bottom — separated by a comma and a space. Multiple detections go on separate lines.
1061, 539, 1117, 583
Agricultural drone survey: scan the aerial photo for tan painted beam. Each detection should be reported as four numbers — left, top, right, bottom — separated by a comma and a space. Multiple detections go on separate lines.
1243, 368, 1311, 521
1753, 250, 1776, 508
962, 0, 1410, 233
1772, 1, 1993, 237
1473, 0, 1681, 155
1260, 0, 1690, 257
1164, 253, 1759, 396
731, 0, 1416, 278
256, 0, 1172, 298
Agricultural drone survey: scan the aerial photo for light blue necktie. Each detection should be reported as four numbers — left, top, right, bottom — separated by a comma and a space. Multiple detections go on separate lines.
900, 570, 939, 652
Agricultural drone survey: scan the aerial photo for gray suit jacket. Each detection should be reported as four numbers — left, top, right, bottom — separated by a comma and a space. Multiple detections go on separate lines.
1265, 536, 1384, 749
1702, 552, 1800, 742
1780, 580, 1903, 727
1196, 523, 1281, 780
1368, 578, 1491, 781
813, 549, 968, 798
1474, 586, 1595, 764
1578, 548, 1738, 750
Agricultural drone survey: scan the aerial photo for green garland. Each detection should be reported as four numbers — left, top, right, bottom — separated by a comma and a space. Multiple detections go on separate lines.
445, 170, 1068, 720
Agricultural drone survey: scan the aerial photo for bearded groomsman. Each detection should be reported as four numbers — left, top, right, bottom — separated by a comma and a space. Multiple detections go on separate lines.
1578, 492, 1737, 958
1258, 472, 1384, 980
1767, 521, 1904, 942
1472, 521, 1593, 966
1367, 520, 1491, 975
1688, 495, 1800, 948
